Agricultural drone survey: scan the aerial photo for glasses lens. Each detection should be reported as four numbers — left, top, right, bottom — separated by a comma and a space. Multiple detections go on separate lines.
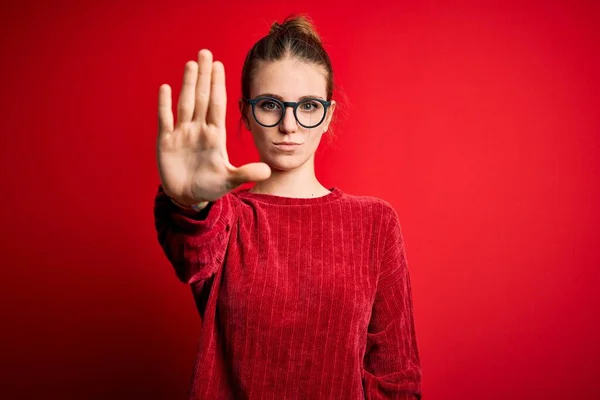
254, 98, 283, 126
296, 99, 325, 128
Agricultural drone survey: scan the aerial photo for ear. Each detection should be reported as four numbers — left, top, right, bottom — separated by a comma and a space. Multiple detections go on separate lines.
322, 100, 336, 133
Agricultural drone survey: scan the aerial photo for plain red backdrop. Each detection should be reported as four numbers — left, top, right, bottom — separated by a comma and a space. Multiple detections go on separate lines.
1, 0, 599, 399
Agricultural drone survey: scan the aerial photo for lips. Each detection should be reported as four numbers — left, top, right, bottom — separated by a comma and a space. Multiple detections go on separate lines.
273, 142, 302, 151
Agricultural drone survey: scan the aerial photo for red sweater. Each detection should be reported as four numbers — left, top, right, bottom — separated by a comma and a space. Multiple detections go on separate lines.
154, 184, 422, 399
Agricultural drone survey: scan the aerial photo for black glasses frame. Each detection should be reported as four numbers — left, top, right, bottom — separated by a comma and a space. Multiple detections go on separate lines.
243, 96, 332, 128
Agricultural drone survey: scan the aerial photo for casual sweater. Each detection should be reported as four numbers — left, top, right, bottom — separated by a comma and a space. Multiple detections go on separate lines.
154, 184, 422, 399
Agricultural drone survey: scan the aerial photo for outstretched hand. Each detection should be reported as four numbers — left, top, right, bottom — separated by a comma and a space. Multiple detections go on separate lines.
156, 49, 271, 206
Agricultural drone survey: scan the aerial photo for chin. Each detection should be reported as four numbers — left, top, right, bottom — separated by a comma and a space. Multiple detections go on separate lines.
262, 153, 307, 172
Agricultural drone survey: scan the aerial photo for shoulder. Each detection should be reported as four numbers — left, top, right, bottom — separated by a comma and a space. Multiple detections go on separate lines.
341, 191, 399, 223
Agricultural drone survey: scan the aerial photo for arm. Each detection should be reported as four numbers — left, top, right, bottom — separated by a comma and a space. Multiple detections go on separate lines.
362, 209, 422, 400
153, 184, 235, 284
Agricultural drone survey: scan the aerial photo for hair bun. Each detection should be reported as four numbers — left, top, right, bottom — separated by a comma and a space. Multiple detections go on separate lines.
269, 22, 284, 35
269, 15, 322, 45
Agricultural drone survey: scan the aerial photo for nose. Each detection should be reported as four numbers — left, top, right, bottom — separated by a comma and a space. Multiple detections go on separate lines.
279, 105, 298, 133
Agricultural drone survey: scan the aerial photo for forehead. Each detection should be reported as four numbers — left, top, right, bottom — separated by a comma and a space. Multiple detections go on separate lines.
250, 57, 327, 99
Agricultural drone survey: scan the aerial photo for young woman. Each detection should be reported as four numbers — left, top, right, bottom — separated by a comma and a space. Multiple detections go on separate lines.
154, 15, 422, 400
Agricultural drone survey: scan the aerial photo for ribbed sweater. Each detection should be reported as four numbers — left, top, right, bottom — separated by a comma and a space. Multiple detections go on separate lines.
154, 184, 422, 399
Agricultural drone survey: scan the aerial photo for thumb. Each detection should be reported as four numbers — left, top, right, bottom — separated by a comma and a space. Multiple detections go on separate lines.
228, 162, 271, 187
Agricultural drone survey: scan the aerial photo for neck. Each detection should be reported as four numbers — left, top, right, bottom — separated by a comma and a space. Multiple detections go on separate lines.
249, 157, 330, 198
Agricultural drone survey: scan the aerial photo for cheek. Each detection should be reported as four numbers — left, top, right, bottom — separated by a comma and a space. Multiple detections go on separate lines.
250, 127, 270, 147
307, 130, 325, 147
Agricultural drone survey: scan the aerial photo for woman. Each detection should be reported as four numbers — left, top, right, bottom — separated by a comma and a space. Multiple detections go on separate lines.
154, 15, 422, 400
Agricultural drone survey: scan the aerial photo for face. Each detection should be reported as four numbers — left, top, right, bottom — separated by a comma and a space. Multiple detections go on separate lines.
240, 57, 336, 172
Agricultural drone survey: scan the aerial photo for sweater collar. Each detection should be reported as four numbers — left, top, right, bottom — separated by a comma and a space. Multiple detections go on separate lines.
234, 187, 343, 205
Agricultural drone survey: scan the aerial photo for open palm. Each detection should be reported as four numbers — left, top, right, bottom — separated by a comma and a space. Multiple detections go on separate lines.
157, 49, 271, 206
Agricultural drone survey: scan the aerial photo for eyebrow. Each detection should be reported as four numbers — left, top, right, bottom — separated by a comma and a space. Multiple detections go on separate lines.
256, 93, 325, 101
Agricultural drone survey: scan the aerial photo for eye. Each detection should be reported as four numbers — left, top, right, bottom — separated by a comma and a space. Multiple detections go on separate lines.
258, 99, 281, 111
299, 101, 321, 111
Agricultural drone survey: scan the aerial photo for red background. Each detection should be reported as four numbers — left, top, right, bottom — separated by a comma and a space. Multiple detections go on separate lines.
1, 0, 599, 399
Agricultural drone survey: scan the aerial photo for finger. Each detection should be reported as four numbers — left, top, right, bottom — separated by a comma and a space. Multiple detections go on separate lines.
207, 61, 227, 130
228, 162, 271, 187
176, 61, 198, 126
158, 84, 174, 135
193, 49, 213, 122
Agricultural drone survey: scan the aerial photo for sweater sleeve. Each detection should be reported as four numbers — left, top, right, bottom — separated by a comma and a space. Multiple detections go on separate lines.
153, 184, 236, 284
362, 208, 422, 400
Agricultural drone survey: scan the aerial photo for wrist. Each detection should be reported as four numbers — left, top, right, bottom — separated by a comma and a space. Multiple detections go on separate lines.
169, 197, 209, 212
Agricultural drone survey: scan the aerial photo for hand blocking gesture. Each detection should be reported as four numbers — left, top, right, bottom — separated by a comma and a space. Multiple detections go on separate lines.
157, 49, 271, 207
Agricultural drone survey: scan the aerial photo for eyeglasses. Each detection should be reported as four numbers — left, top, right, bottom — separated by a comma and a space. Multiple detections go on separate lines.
243, 96, 332, 129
